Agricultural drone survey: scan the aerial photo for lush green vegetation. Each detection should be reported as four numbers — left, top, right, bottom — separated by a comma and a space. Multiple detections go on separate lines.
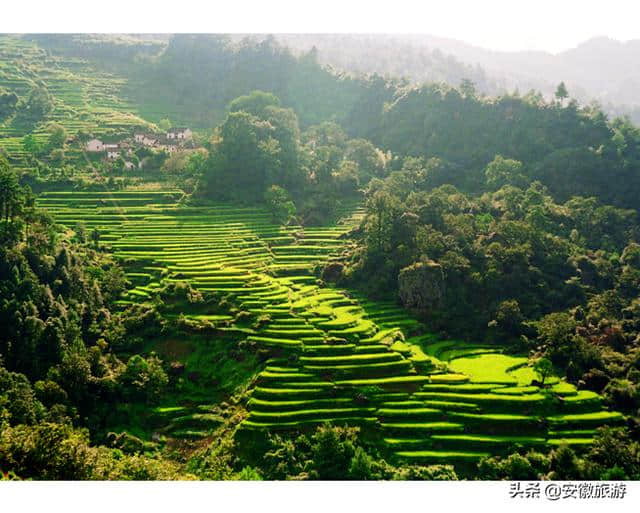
25, 34, 640, 210
1, 34, 639, 481
4, 184, 626, 478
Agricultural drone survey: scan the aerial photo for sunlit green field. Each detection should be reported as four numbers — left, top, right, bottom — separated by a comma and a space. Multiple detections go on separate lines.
0, 35, 153, 167
38, 189, 625, 467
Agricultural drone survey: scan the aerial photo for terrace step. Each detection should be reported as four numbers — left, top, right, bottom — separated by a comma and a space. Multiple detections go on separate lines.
394, 450, 490, 463
302, 344, 357, 355
430, 434, 547, 450
380, 422, 465, 434
240, 417, 379, 430
43, 191, 625, 467
247, 407, 377, 423
376, 407, 445, 422
302, 360, 413, 379
247, 336, 304, 350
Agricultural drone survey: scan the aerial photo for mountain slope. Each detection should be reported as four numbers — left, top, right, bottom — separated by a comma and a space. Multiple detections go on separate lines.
271, 34, 640, 123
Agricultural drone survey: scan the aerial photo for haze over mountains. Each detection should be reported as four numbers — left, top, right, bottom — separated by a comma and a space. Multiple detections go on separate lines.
40, 32, 639, 122
2, 30, 640, 484
269, 34, 640, 123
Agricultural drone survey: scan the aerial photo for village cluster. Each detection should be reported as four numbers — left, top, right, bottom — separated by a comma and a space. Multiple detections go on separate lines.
84, 127, 194, 169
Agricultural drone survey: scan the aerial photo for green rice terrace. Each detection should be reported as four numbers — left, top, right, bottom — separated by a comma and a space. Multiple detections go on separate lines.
38, 189, 626, 469
0, 35, 152, 166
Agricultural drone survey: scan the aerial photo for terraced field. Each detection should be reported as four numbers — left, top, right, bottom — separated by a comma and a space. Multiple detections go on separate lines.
39, 189, 626, 468
0, 35, 152, 166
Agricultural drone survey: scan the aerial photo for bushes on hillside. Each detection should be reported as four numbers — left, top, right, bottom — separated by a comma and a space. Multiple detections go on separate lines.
0, 422, 193, 480
261, 423, 458, 480
476, 426, 640, 480
264, 185, 296, 225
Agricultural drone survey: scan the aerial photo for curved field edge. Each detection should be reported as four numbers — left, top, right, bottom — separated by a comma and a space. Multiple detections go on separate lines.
38, 189, 625, 468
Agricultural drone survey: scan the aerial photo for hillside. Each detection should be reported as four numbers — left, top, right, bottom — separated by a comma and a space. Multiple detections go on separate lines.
0, 35, 156, 166
24, 33, 366, 130
35, 189, 626, 471
1, 33, 639, 481
271, 34, 640, 124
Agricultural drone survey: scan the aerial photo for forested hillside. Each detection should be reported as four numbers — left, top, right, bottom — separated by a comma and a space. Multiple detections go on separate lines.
270, 34, 640, 125
1, 34, 639, 481
7, 34, 640, 209
254, 34, 500, 95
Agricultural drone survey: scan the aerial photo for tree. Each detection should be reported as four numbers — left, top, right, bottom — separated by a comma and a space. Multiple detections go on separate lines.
205, 110, 281, 201
101, 264, 128, 303
555, 82, 569, 105
91, 228, 101, 249
0, 422, 94, 479
228, 90, 281, 118
23, 86, 53, 121
217, 92, 304, 193
478, 453, 540, 480
22, 134, 41, 157
348, 447, 374, 480
459, 78, 476, 98
49, 149, 65, 168
535, 312, 587, 368
234, 466, 263, 480
47, 124, 67, 149
0, 156, 23, 225
264, 185, 296, 225
310, 424, 357, 480
332, 159, 359, 194
0, 367, 44, 425
493, 299, 525, 339
366, 189, 400, 251
0, 90, 18, 119
345, 138, 386, 183
484, 155, 526, 189
533, 357, 553, 386
74, 222, 87, 243
549, 445, 582, 480
587, 427, 640, 479
112, 156, 126, 174
56, 351, 92, 405
262, 105, 302, 190
119, 354, 168, 402
185, 149, 208, 176
158, 118, 171, 131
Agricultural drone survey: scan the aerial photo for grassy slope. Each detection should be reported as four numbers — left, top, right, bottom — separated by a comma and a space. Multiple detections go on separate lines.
37, 189, 625, 470
3, 34, 624, 469
0, 35, 155, 167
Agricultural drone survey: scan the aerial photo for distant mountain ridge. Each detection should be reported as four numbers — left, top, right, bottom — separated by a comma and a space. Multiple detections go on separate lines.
414, 35, 640, 103
270, 34, 640, 123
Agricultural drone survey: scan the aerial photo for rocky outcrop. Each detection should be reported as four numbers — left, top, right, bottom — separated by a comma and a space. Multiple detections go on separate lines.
322, 261, 344, 283
398, 260, 444, 315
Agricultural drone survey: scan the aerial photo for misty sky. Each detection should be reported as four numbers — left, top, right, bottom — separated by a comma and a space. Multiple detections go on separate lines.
5, 0, 640, 54
387, 1, 640, 53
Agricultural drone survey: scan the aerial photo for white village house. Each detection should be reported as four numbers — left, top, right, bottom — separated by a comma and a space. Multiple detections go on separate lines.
105, 144, 120, 159
156, 136, 180, 154
142, 135, 158, 147
83, 127, 193, 161
162, 144, 178, 154
133, 132, 160, 147
85, 139, 104, 152
166, 127, 192, 140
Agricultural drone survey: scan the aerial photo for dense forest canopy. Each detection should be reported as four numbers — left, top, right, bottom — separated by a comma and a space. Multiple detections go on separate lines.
19, 34, 640, 210
29, 32, 640, 124
269, 34, 640, 125
0, 33, 640, 482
